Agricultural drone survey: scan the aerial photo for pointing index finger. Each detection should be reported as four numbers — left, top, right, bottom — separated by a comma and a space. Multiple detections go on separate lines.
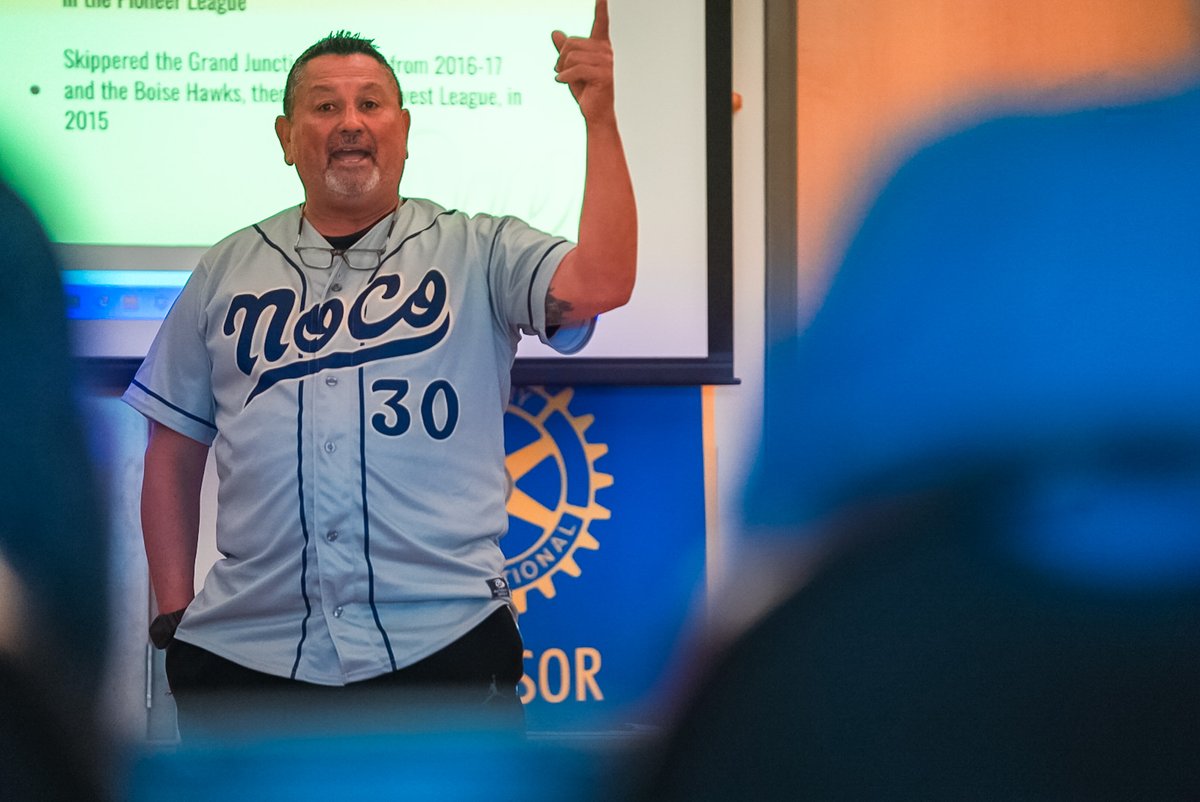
590, 0, 610, 41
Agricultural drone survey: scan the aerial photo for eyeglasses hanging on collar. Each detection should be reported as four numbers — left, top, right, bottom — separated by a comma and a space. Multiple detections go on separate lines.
293, 208, 399, 270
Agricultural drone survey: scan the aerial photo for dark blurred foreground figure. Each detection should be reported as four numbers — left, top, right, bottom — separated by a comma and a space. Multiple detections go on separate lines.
125, 691, 603, 802
0, 182, 112, 799
642, 82, 1200, 799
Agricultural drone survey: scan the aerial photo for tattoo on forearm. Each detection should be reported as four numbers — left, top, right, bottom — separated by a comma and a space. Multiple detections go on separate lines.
545, 291, 575, 327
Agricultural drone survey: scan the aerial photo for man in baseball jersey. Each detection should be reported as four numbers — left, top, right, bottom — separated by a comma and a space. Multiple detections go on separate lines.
124, 1, 635, 733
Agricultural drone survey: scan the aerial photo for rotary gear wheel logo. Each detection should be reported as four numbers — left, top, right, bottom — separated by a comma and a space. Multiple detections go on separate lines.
502, 387, 612, 613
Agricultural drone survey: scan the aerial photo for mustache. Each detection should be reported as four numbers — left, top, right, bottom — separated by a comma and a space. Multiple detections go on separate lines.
328, 133, 375, 156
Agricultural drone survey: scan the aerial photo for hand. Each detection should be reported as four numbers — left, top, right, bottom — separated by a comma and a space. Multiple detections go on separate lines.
552, 0, 615, 125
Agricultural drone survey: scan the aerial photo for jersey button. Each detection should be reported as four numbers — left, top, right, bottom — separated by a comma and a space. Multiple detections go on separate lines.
326, 530, 339, 542
324, 442, 336, 453
330, 283, 343, 292
325, 375, 338, 387
333, 606, 344, 618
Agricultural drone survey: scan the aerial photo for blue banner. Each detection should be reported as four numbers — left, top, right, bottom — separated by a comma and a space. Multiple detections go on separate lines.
503, 385, 708, 732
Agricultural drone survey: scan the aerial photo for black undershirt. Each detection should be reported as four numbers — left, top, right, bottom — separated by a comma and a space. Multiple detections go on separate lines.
324, 222, 374, 251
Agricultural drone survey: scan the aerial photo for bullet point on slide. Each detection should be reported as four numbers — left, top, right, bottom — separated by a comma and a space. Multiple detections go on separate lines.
30, 86, 40, 95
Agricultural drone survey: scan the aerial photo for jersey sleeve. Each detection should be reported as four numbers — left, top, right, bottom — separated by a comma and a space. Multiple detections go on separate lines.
121, 262, 218, 445
484, 215, 595, 354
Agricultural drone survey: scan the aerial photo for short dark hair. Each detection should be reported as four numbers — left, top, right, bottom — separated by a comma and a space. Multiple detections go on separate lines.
282, 31, 403, 118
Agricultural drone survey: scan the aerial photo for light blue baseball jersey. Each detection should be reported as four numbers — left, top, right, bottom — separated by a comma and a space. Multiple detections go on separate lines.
123, 198, 592, 685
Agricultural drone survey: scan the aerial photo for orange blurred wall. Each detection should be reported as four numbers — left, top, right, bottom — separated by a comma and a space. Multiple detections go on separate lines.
794, 0, 1200, 316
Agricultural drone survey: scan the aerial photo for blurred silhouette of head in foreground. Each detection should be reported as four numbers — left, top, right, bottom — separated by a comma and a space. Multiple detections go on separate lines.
0, 180, 111, 801
645, 80, 1200, 800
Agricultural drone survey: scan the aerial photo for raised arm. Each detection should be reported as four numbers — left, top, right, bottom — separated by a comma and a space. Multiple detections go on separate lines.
141, 421, 209, 615
546, 0, 638, 325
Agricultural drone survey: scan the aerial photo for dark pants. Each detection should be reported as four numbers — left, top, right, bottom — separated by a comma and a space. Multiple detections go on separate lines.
166, 607, 525, 738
